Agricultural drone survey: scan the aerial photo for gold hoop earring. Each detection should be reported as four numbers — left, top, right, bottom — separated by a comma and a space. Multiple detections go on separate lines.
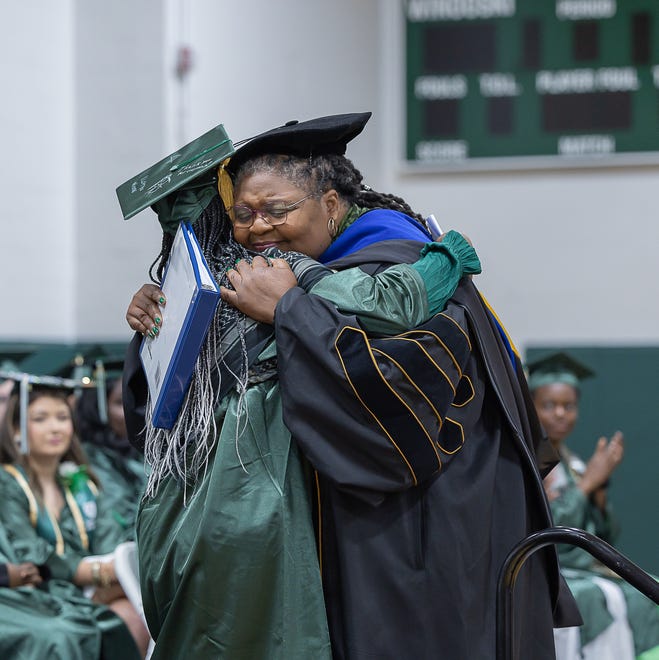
327, 217, 336, 238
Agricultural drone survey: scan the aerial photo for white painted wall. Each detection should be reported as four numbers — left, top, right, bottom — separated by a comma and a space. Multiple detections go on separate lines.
0, 1, 76, 338
0, 0, 164, 344
74, 0, 165, 341
0, 0, 657, 354
164, 1, 382, 179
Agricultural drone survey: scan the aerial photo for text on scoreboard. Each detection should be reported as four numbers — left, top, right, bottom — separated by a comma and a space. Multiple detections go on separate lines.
405, 0, 659, 165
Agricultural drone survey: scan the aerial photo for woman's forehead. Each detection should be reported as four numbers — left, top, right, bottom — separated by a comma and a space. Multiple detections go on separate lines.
29, 395, 69, 411
534, 382, 579, 401
234, 171, 305, 200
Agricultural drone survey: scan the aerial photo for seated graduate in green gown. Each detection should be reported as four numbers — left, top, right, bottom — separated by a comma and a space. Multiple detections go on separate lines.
121, 113, 577, 659
529, 352, 659, 660
0, 519, 120, 659
74, 359, 146, 537
0, 379, 150, 659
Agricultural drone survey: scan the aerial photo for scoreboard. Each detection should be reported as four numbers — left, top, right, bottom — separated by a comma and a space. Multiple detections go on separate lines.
405, 0, 659, 167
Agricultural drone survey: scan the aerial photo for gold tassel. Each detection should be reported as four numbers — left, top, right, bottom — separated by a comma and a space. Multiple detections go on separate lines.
217, 159, 234, 220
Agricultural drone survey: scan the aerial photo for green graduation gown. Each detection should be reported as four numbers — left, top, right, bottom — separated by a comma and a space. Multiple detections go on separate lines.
0, 465, 141, 660
548, 450, 659, 656
0, 521, 113, 659
137, 342, 332, 659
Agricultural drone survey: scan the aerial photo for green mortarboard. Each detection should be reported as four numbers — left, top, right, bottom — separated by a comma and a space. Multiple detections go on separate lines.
0, 341, 127, 386
0, 343, 48, 372
226, 112, 372, 177
116, 123, 235, 234
19, 345, 90, 380
76, 352, 126, 424
0, 343, 92, 397
526, 351, 595, 392
0, 342, 128, 452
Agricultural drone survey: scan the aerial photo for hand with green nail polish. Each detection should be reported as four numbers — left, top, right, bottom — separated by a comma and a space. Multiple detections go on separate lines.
126, 284, 167, 338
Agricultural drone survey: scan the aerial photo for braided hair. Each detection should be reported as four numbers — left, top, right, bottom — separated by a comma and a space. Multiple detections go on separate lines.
232, 153, 427, 227
142, 196, 255, 498
149, 196, 249, 293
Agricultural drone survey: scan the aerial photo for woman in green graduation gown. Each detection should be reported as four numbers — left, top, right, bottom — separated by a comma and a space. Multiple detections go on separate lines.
530, 352, 659, 660
0, 520, 119, 659
0, 383, 150, 658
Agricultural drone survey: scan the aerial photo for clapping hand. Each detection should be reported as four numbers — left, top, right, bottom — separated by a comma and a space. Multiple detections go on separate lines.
580, 431, 624, 508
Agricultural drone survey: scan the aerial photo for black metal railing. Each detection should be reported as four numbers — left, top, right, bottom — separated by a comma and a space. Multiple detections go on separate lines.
496, 526, 659, 660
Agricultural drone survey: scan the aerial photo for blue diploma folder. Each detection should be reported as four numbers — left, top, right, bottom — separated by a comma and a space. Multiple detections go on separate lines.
139, 222, 221, 429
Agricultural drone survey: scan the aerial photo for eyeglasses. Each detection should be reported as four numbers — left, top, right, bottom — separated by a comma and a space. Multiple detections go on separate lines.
230, 193, 314, 228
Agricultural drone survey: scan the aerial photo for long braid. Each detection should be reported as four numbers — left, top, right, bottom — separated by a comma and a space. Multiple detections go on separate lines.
233, 153, 427, 227
356, 188, 426, 226
149, 232, 174, 284
315, 154, 427, 226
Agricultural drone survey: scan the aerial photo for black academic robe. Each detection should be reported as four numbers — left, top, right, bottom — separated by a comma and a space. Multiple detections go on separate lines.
274, 240, 579, 660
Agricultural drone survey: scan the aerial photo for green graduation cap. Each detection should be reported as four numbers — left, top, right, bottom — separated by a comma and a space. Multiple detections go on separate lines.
75, 351, 127, 424
0, 370, 85, 456
0, 343, 49, 372
19, 345, 90, 380
526, 351, 595, 392
115, 123, 235, 231
0, 342, 128, 392
0, 342, 126, 378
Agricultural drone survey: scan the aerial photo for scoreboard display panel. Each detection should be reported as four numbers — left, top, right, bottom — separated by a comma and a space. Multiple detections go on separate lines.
405, 0, 659, 167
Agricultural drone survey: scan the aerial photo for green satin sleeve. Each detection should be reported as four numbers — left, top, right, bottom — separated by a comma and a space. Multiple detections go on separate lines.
308, 230, 481, 336
90, 487, 133, 555
83, 445, 146, 540
0, 523, 17, 563
411, 230, 482, 314
550, 481, 590, 529
309, 263, 429, 335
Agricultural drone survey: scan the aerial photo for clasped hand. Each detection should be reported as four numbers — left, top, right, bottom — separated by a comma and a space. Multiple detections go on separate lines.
221, 256, 298, 323
6, 562, 42, 588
